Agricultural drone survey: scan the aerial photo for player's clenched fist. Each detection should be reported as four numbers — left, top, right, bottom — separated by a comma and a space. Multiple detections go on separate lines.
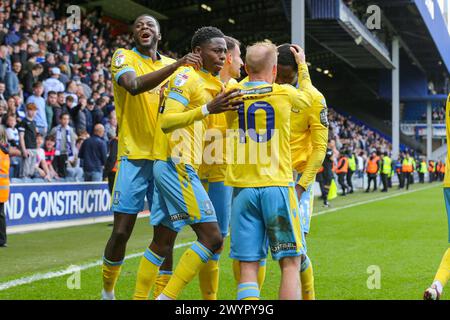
177, 53, 203, 70
206, 88, 243, 114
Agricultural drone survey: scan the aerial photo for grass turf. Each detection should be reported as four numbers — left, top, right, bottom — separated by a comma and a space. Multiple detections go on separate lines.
0, 183, 448, 300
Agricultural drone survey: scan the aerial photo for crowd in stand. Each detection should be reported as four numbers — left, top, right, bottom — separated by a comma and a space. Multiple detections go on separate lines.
420, 106, 446, 121
0, 0, 124, 182
327, 108, 392, 174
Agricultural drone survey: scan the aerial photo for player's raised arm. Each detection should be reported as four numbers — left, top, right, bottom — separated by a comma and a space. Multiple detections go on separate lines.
160, 88, 242, 133
290, 44, 313, 89
117, 52, 202, 96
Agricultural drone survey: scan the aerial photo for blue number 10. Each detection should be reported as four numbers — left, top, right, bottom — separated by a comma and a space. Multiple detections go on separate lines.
238, 101, 275, 143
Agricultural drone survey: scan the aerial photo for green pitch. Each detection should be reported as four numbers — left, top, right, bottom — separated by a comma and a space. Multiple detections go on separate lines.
0, 183, 448, 300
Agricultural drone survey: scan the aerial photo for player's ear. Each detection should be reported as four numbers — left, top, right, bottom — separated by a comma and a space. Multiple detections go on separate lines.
193, 46, 201, 55
244, 64, 249, 75
272, 64, 277, 82
226, 52, 232, 65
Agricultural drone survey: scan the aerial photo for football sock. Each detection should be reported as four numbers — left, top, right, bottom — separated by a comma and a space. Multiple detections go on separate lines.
198, 253, 220, 300
233, 259, 267, 290
133, 248, 164, 300
102, 257, 123, 293
153, 270, 172, 300
258, 259, 267, 291
300, 255, 315, 300
237, 282, 260, 300
434, 248, 450, 288
162, 241, 212, 300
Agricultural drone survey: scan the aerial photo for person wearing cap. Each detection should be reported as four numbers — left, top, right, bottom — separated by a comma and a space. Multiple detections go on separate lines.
43, 67, 65, 99
18, 102, 38, 178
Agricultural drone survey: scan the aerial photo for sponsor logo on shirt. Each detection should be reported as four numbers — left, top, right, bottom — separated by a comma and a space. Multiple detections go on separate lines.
174, 73, 189, 87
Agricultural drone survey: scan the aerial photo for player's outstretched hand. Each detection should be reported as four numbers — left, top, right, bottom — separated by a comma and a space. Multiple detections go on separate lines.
206, 89, 243, 114
290, 44, 306, 65
177, 53, 203, 70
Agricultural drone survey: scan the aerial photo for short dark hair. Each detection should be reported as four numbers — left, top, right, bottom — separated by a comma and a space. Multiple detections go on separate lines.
191, 26, 225, 51
134, 14, 160, 32
277, 43, 297, 69
33, 81, 43, 89
47, 91, 57, 96
224, 36, 240, 51
60, 112, 70, 119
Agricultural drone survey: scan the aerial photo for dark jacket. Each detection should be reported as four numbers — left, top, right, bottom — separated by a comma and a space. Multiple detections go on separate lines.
79, 135, 107, 172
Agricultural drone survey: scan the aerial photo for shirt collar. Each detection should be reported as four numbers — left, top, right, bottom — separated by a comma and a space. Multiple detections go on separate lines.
243, 81, 270, 87
132, 47, 161, 61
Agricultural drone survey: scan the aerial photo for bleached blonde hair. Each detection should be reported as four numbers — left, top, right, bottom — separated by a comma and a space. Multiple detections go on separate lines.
245, 40, 278, 75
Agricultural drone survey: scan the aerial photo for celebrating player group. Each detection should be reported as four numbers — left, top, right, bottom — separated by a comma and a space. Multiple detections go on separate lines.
100, 13, 332, 300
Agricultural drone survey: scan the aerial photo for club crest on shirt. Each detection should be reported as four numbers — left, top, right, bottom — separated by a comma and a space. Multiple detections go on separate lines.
174, 73, 189, 87
114, 54, 125, 67
320, 107, 329, 127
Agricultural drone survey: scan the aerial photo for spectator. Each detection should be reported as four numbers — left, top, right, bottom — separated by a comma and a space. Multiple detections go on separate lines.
5, 22, 21, 46
64, 80, 78, 105
43, 67, 64, 98
79, 123, 106, 182
49, 112, 77, 178
43, 135, 59, 180
35, 133, 52, 181
18, 102, 38, 178
104, 110, 117, 140
104, 133, 118, 193
41, 53, 56, 79
23, 63, 43, 96
26, 81, 47, 135
5, 114, 21, 178
13, 94, 25, 120
5, 61, 20, 98
0, 45, 10, 82
45, 91, 58, 130
70, 96, 87, 135
0, 81, 6, 103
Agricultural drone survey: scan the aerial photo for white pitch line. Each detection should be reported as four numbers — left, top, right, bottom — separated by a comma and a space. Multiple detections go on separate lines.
0, 183, 440, 292
0, 241, 194, 291
312, 184, 439, 217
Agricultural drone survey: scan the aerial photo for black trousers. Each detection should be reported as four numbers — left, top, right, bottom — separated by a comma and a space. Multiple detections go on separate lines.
419, 172, 425, 183
397, 172, 404, 188
403, 172, 411, 190
338, 173, 348, 195
429, 171, 434, 183
388, 176, 392, 188
0, 203, 6, 246
381, 173, 388, 191
367, 174, 377, 191
346, 170, 354, 192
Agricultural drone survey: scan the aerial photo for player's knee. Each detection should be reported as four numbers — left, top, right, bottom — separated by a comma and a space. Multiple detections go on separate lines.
111, 229, 132, 244
200, 233, 223, 253
280, 256, 301, 271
